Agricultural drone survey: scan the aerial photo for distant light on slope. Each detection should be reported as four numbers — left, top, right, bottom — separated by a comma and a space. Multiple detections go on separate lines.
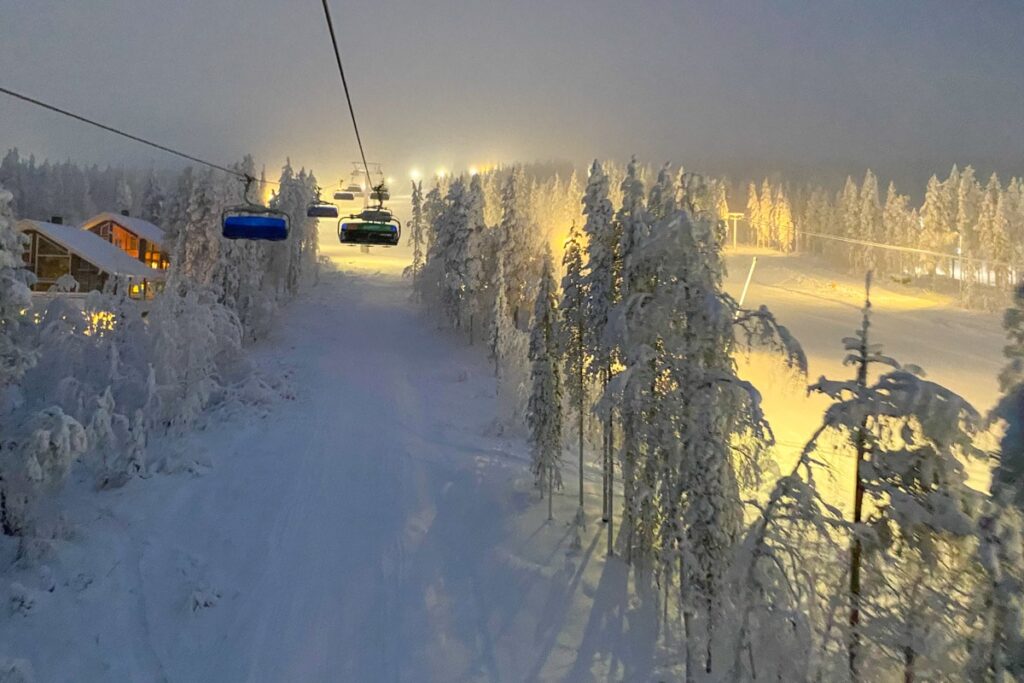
468, 166, 479, 176
436, 167, 448, 179
409, 168, 422, 181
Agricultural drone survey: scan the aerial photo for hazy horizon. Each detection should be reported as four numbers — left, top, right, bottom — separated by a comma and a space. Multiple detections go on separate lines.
2, 1, 1022, 192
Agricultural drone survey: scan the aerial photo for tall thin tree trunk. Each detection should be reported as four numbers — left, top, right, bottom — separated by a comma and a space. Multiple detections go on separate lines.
682, 555, 694, 683
607, 415, 615, 556
848, 452, 866, 682
903, 647, 915, 683
848, 274, 872, 683
578, 349, 585, 513
548, 467, 554, 521
601, 368, 609, 524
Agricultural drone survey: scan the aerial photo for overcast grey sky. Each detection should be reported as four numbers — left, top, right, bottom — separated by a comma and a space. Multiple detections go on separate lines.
2, 1, 1022, 189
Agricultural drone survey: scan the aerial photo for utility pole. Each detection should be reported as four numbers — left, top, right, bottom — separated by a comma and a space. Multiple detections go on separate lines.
727, 212, 744, 249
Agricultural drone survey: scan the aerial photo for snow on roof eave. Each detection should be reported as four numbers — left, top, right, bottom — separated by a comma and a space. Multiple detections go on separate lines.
17, 220, 167, 282
79, 212, 167, 248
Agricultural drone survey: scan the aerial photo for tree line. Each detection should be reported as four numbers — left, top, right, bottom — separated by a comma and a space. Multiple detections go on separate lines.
413, 158, 1024, 681
749, 166, 1024, 308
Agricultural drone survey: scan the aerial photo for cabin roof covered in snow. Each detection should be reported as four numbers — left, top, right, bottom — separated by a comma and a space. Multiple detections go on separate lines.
17, 219, 166, 281
80, 212, 167, 248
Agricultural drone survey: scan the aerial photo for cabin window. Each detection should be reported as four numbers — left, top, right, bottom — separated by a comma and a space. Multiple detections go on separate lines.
32, 234, 72, 289
110, 224, 140, 258
143, 244, 168, 269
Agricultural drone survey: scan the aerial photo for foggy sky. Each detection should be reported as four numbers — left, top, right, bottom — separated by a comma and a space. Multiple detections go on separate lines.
2, 0, 1022, 190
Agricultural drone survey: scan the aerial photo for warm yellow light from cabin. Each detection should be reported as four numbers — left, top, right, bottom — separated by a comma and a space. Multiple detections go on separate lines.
85, 310, 116, 336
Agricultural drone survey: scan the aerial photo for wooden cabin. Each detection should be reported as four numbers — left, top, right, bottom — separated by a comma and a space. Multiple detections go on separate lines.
80, 211, 170, 270
17, 219, 166, 298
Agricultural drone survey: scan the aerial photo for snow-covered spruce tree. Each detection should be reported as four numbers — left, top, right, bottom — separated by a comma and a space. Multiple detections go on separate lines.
415, 182, 449, 311
559, 220, 588, 528
978, 173, 1011, 292
527, 248, 563, 521
264, 160, 298, 299
115, 172, 134, 215
647, 163, 676, 223
746, 182, 760, 247
996, 282, 1024, 501
439, 177, 471, 331
581, 160, 617, 525
295, 169, 321, 288
270, 162, 319, 298
774, 186, 795, 253
812, 273, 983, 681
615, 156, 652, 560
404, 180, 425, 284
464, 174, 488, 343
139, 169, 166, 225
859, 169, 881, 268
972, 281, 1024, 681
0, 185, 38, 535
422, 182, 444, 257
608, 173, 805, 677
0, 186, 35, 391
497, 166, 538, 329
489, 254, 531, 431
882, 181, 913, 275
758, 178, 774, 247
169, 168, 222, 291
920, 170, 958, 276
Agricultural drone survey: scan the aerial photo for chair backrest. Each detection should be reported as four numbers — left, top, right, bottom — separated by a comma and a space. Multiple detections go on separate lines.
307, 204, 339, 218
223, 213, 289, 241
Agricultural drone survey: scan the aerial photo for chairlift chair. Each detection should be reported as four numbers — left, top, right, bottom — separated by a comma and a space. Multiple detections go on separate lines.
338, 207, 401, 247
307, 203, 339, 218
222, 175, 289, 241
306, 187, 339, 218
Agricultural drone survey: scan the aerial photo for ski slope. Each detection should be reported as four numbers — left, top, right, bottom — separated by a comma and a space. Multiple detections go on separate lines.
0, 231, 680, 682
723, 247, 1005, 501
0, 239, 1006, 682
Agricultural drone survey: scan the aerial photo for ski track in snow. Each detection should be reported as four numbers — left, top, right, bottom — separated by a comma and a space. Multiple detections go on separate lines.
1, 241, 1006, 682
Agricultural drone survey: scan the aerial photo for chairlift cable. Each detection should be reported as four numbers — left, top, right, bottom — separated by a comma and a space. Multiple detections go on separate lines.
0, 85, 279, 186
319, 0, 374, 193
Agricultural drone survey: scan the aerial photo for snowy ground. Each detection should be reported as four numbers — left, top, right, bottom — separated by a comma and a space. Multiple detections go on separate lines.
724, 247, 1005, 503
0, 239, 1006, 682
